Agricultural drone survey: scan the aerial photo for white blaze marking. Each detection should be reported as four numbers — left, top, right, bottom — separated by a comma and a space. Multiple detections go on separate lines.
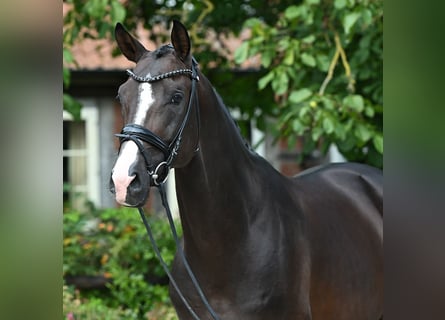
135, 82, 154, 125
112, 142, 138, 204
112, 76, 155, 205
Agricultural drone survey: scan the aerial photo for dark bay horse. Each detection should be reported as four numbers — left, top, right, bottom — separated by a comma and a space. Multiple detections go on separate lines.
110, 21, 383, 320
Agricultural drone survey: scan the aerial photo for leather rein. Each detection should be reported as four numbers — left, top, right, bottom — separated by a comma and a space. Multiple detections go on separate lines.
115, 59, 220, 320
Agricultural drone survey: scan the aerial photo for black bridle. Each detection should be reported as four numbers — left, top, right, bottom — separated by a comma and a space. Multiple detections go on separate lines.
115, 58, 220, 320
115, 58, 200, 185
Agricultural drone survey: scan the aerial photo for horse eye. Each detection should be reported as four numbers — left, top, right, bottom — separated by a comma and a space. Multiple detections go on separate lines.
171, 93, 183, 105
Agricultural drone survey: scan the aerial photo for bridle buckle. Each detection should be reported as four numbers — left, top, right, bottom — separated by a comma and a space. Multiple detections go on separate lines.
151, 161, 169, 186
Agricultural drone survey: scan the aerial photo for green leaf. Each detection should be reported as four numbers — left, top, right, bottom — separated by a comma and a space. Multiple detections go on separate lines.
63, 94, 82, 121
337, 134, 356, 152
343, 12, 361, 35
347, 0, 357, 6
283, 48, 294, 65
373, 134, 383, 153
261, 49, 274, 68
289, 88, 312, 104
299, 105, 311, 122
335, 123, 347, 140
284, 6, 301, 20
321, 96, 335, 110
323, 117, 335, 134
258, 71, 274, 90
111, 0, 126, 24
302, 34, 316, 44
301, 53, 316, 67
98, 22, 109, 38
63, 48, 74, 63
306, 0, 320, 4
365, 106, 375, 117
278, 38, 290, 51
334, 0, 347, 9
234, 42, 249, 64
361, 8, 373, 26
316, 54, 330, 72
343, 95, 364, 112
272, 71, 289, 95
292, 119, 305, 134
63, 67, 71, 88
84, 0, 107, 19
244, 18, 261, 29
311, 127, 323, 141
354, 123, 372, 142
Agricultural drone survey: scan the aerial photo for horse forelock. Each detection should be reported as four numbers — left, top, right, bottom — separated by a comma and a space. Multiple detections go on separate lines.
154, 44, 174, 59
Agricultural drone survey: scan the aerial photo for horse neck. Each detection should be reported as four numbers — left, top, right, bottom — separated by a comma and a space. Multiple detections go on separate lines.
174, 74, 257, 255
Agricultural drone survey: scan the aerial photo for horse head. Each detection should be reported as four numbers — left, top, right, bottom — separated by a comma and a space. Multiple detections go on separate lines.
110, 21, 200, 207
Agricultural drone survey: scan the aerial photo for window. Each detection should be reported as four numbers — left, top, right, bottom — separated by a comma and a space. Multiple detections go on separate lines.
63, 102, 100, 210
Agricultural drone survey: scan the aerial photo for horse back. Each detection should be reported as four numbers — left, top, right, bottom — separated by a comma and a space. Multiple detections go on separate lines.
294, 162, 382, 215
292, 162, 383, 320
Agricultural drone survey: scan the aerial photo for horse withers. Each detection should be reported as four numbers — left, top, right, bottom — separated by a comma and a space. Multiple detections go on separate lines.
109, 20, 383, 320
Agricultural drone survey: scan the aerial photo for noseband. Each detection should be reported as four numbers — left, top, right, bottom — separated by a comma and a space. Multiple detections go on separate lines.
115, 58, 200, 185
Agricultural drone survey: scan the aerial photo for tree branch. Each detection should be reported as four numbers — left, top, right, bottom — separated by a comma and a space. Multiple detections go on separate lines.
319, 32, 355, 95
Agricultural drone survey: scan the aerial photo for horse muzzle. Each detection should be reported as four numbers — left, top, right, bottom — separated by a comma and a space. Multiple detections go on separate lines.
109, 164, 151, 207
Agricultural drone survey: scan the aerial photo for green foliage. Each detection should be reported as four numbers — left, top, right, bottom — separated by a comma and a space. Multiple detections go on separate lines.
63, 0, 301, 117
63, 93, 82, 121
63, 206, 181, 317
64, 282, 177, 319
63, 0, 383, 167
63, 0, 127, 117
235, 0, 383, 167
63, 285, 136, 319
63, 46, 81, 120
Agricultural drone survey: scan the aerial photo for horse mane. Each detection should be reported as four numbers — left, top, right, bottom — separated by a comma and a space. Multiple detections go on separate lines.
211, 86, 257, 154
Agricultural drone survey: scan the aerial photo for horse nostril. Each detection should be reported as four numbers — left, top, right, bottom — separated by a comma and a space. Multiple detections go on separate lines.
129, 173, 142, 191
128, 163, 145, 190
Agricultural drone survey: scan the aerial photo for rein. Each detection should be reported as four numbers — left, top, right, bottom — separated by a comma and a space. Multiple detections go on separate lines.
139, 185, 220, 320
116, 59, 220, 320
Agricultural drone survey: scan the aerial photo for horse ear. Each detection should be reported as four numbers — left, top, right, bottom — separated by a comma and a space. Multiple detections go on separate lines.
115, 23, 148, 63
171, 20, 191, 62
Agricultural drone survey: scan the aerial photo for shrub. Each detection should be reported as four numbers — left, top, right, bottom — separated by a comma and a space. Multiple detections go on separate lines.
63, 284, 136, 319
63, 206, 180, 317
